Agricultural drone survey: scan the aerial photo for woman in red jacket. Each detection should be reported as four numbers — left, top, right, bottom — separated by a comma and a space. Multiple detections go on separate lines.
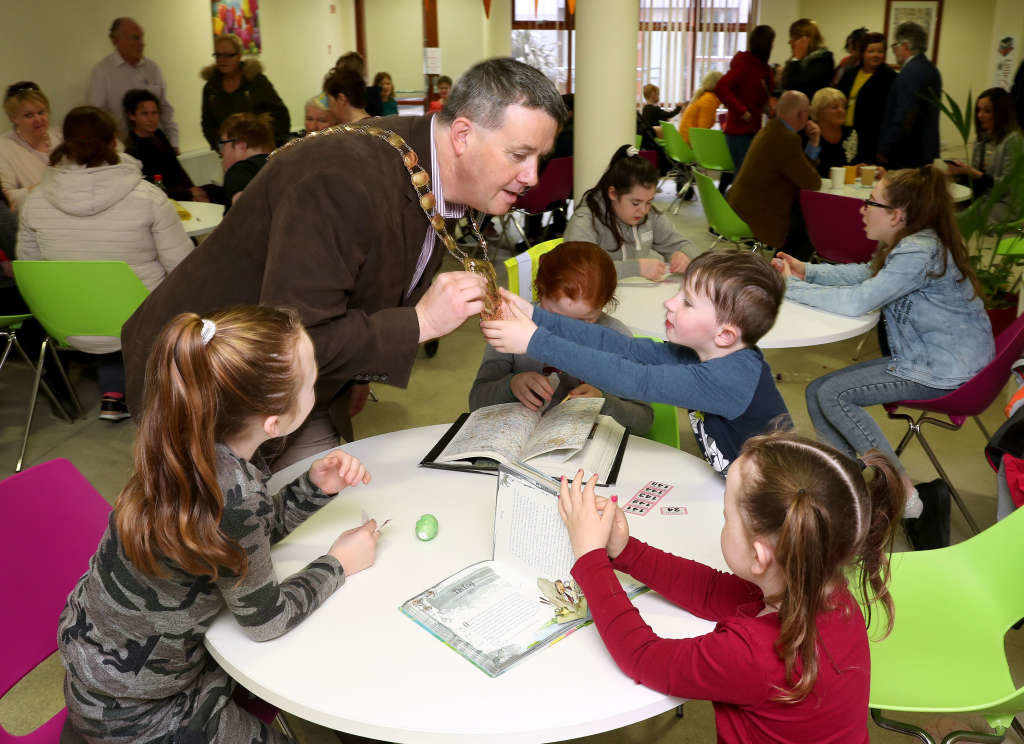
714, 25, 775, 193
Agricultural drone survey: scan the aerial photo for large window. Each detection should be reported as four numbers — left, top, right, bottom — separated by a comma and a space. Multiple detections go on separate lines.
511, 0, 754, 104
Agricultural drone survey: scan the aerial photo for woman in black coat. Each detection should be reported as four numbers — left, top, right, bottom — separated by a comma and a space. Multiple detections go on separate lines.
837, 32, 896, 165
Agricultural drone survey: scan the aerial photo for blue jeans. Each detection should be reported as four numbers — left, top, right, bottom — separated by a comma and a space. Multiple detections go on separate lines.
805, 357, 949, 466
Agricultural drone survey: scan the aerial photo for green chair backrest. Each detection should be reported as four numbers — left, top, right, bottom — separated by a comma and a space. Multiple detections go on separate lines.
693, 172, 754, 244
861, 504, 1024, 727
995, 227, 1024, 256
12, 261, 149, 349
0, 314, 31, 333
504, 238, 563, 302
635, 133, 643, 149
689, 127, 735, 172
634, 335, 681, 449
660, 122, 697, 166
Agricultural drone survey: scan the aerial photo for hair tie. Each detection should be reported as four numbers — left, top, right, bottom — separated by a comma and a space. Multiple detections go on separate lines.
626, 145, 640, 157
200, 318, 217, 345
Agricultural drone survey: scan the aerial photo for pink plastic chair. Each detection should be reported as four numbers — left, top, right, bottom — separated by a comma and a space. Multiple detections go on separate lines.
799, 190, 878, 264
0, 459, 111, 743
885, 313, 1024, 534
508, 156, 573, 248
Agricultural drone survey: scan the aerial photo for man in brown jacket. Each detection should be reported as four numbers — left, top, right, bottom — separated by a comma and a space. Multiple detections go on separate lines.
727, 90, 822, 258
121, 58, 566, 468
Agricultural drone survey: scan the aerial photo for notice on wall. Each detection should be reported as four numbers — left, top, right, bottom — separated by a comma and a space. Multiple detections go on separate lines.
424, 47, 443, 75
993, 36, 1017, 90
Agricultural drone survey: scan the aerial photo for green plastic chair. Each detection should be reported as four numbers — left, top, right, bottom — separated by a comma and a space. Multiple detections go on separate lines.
504, 238, 563, 302
635, 133, 643, 149
659, 122, 699, 214
12, 261, 149, 471
864, 505, 1024, 743
634, 336, 681, 449
688, 127, 735, 172
692, 171, 762, 251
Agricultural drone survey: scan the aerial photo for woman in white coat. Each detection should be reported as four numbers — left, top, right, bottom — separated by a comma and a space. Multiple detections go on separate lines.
17, 106, 192, 421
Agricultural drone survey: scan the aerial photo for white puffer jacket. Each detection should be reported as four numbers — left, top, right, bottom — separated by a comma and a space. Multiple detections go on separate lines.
16, 153, 192, 291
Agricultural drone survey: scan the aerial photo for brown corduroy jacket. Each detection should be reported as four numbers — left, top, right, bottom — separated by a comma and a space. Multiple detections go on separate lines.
727, 117, 822, 249
121, 114, 443, 426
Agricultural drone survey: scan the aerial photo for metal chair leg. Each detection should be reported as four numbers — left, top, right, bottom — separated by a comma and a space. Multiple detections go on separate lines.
510, 212, 531, 250
974, 415, 991, 443
17, 339, 50, 473
871, 708, 936, 743
675, 703, 684, 718
1011, 717, 1024, 741
942, 728, 1006, 743
852, 330, 871, 361
46, 340, 83, 419
915, 428, 982, 534
11, 335, 72, 423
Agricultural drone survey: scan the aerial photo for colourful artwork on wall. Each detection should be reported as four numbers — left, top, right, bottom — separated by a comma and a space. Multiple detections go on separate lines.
211, 0, 261, 54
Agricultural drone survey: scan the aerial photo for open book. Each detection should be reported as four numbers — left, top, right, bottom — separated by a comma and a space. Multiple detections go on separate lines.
420, 397, 629, 485
400, 463, 646, 677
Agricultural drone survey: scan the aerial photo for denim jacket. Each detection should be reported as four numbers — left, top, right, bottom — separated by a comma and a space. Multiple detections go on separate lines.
785, 229, 995, 388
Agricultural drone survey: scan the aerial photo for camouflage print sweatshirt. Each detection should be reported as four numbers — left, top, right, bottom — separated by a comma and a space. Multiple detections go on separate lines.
58, 444, 345, 701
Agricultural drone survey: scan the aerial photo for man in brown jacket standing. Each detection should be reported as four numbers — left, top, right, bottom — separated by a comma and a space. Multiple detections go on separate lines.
727, 90, 822, 258
121, 58, 566, 468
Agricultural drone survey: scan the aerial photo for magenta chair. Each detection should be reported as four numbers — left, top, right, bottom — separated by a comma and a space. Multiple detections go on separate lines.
799, 190, 877, 264
0, 459, 111, 743
885, 313, 1024, 534
508, 156, 573, 249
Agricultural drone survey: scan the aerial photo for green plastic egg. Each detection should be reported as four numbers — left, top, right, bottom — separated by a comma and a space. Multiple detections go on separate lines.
415, 513, 438, 541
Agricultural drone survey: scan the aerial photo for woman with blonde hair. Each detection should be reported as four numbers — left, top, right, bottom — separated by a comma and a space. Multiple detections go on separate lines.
303, 93, 338, 134
680, 70, 723, 144
201, 33, 289, 150
0, 81, 62, 210
808, 87, 855, 177
782, 18, 835, 101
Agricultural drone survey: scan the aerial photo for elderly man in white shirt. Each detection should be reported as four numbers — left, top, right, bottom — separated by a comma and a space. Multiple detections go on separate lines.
87, 18, 180, 150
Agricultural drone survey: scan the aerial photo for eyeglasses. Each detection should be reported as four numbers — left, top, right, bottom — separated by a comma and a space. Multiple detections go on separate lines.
890, 41, 905, 51
212, 52, 240, 59
862, 198, 895, 210
218, 138, 236, 151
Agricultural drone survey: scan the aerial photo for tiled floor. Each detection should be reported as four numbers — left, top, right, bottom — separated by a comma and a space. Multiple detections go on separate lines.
1, 189, 1020, 743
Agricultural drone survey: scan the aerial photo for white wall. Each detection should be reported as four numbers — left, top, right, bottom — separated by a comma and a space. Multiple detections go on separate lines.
0, 0, 353, 154
365, 0, 423, 93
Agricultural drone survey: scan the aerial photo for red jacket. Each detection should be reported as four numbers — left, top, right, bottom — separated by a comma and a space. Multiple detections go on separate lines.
716, 51, 774, 136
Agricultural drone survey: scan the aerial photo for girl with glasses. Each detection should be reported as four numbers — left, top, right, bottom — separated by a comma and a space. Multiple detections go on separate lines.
771, 166, 994, 533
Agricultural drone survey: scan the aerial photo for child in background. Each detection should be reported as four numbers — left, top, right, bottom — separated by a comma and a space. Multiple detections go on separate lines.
470, 241, 653, 435
564, 145, 696, 281
374, 72, 399, 116
219, 112, 274, 209
482, 250, 790, 475
59, 306, 378, 743
559, 431, 906, 743
429, 75, 452, 112
774, 166, 994, 519
640, 83, 682, 134
679, 70, 723, 144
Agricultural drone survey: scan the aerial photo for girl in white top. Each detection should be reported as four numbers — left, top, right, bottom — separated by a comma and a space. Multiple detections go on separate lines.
564, 144, 696, 280
0, 81, 63, 210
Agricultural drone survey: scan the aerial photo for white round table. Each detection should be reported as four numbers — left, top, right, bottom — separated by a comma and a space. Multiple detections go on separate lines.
817, 181, 972, 203
610, 280, 879, 348
204, 425, 727, 743
177, 201, 224, 237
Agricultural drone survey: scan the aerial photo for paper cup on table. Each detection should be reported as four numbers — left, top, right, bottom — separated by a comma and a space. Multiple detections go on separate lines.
830, 167, 845, 189
860, 166, 877, 187
844, 165, 858, 184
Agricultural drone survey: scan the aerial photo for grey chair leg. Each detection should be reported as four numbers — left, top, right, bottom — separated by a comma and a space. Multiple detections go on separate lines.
46, 340, 84, 419
871, 708, 935, 743
510, 212, 531, 249
16, 339, 82, 472
914, 427, 982, 534
10, 335, 72, 422
675, 703, 684, 718
942, 728, 1006, 743
1012, 717, 1024, 740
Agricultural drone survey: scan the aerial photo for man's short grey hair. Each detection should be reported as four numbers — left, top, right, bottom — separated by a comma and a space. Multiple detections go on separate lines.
776, 90, 809, 117
895, 22, 928, 54
436, 57, 567, 130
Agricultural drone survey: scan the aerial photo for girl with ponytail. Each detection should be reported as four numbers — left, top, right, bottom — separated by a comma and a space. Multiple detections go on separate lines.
58, 306, 377, 743
558, 430, 906, 742
564, 144, 696, 280
772, 165, 994, 524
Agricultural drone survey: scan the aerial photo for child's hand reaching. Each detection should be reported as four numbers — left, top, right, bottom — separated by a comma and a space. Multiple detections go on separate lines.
510, 371, 554, 410
638, 258, 668, 281
567, 383, 603, 399
558, 471, 617, 560
498, 287, 534, 320
309, 451, 371, 494
328, 520, 379, 575
770, 251, 806, 280
480, 292, 538, 354
668, 251, 690, 274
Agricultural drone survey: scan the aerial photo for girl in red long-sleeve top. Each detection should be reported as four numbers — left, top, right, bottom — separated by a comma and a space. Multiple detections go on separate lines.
559, 431, 906, 744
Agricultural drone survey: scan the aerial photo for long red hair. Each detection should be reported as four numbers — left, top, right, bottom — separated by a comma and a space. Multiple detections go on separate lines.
115, 306, 306, 579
